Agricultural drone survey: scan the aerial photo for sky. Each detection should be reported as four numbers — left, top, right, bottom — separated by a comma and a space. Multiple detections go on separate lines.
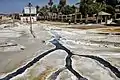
0, 0, 78, 13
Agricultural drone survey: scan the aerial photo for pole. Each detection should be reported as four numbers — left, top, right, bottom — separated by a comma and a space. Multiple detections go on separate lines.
29, 2, 35, 38
29, 4, 32, 32
74, 8, 77, 24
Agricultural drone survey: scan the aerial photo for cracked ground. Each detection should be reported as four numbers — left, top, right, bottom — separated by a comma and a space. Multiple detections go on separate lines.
0, 22, 120, 80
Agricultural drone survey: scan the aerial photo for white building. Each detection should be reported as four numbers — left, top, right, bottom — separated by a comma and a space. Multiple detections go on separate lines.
20, 4, 37, 23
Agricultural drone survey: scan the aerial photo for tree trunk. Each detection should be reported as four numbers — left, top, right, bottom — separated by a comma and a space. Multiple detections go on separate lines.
105, 16, 107, 24
96, 16, 98, 24
85, 14, 88, 24
96, 13, 99, 24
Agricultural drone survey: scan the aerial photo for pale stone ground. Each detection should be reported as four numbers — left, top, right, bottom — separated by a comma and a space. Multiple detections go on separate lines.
0, 21, 120, 80
0, 22, 54, 76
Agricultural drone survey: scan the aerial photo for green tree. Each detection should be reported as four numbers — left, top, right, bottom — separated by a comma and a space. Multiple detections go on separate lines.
48, 0, 53, 6
80, 0, 95, 14
58, 0, 66, 13
96, 0, 118, 7
106, 0, 118, 7
89, 2, 106, 23
59, 0, 66, 7
77, 0, 106, 23
79, 0, 94, 23
39, 5, 49, 16
48, 0, 53, 12
62, 5, 70, 15
36, 5, 40, 14
89, 3, 106, 14
51, 5, 58, 13
62, 5, 75, 15
71, 5, 76, 13
106, 5, 115, 15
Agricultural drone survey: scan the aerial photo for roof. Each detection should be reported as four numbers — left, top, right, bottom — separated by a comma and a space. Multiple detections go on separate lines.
69, 12, 81, 16
98, 11, 111, 16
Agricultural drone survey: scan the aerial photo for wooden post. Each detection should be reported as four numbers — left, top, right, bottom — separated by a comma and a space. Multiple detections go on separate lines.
96, 14, 99, 24
66, 15, 67, 21
105, 16, 107, 24
29, 3, 32, 34
62, 15, 63, 22
70, 15, 71, 21
80, 14, 82, 23
100, 16, 102, 24
85, 14, 88, 24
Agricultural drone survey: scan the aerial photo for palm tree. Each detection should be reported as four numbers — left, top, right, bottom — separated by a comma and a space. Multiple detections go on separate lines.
36, 5, 40, 14
39, 5, 49, 19
76, 0, 91, 23
48, 0, 53, 20
89, 2, 106, 23
59, 0, 66, 6
48, 0, 53, 12
51, 5, 58, 13
58, 0, 66, 13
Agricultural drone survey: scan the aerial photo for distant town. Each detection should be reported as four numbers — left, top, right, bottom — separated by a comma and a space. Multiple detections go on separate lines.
0, 0, 120, 25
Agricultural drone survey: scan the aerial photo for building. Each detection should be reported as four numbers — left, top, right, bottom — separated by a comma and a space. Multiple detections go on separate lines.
20, 3, 37, 23
115, 5, 120, 19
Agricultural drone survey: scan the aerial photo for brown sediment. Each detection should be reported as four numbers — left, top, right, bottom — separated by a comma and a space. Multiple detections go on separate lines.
99, 28, 120, 32
37, 66, 56, 80
24, 66, 56, 80
64, 26, 108, 30
96, 27, 120, 35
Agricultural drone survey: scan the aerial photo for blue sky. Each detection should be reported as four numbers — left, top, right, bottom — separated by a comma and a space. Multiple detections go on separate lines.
0, 0, 78, 13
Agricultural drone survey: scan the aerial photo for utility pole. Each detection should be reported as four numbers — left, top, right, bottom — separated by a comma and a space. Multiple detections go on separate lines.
28, 2, 35, 38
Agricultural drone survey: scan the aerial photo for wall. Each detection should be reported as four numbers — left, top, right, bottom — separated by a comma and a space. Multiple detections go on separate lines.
20, 16, 37, 22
